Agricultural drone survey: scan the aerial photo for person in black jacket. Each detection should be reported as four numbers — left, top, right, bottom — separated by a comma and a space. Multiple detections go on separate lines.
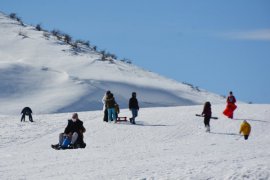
21, 107, 33, 122
51, 113, 86, 149
129, 92, 139, 124
201, 102, 212, 132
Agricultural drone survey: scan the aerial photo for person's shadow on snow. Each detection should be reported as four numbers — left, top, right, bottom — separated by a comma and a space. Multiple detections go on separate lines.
210, 132, 240, 136
116, 121, 170, 127
233, 118, 269, 124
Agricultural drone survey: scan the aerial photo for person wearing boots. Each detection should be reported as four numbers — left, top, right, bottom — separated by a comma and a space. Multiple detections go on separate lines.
129, 92, 139, 124
106, 93, 117, 123
202, 102, 212, 132
239, 120, 251, 140
51, 113, 86, 149
102, 91, 111, 122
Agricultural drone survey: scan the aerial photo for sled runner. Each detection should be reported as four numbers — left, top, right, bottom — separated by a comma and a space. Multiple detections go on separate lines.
116, 116, 127, 122
51, 144, 69, 150
51, 143, 86, 150
195, 114, 218, 120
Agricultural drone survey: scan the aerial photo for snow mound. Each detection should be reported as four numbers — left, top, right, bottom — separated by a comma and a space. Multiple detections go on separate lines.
0, 61, 86, 114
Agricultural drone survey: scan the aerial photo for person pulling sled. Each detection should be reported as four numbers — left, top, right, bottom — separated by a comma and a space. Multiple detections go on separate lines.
223, 91, 237, 119
51, 113, 86, 150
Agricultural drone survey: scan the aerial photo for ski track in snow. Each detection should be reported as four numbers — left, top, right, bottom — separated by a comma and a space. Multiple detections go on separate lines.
1, 104, 270, 180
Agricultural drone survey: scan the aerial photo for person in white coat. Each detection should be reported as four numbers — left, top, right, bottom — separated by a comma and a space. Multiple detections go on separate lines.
102, 91, 111, 122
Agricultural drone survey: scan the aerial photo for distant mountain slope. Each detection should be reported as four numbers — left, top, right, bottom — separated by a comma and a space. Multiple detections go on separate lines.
0, 12, 225, 115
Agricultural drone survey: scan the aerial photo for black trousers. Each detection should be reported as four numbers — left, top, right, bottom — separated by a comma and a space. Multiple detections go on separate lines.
21, 113, 33, 122
103, 109, 108, 122
204, 117, 210, 127
244, 135, 249, 140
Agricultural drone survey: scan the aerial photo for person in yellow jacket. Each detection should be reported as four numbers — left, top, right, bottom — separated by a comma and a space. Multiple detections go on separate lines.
239, 120, 251, 140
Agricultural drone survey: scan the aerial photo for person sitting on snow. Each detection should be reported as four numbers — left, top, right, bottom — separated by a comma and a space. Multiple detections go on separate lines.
239, 120, 251, 140
51, 113, 86, 149
21, 107, 33, 122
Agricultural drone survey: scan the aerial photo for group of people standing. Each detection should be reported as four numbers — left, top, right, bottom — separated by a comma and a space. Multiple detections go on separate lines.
201, 91, 251, 140
102, 91, 140, 124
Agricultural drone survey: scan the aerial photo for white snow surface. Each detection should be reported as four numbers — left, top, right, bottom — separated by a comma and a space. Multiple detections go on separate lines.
0, 104, 270, 179
0, 12, 225, 115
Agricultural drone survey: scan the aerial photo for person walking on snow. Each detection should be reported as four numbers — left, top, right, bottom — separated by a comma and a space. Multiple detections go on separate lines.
51, 113, 86, 149
239, 120, 251, 140
102, 91, 111, 122
129, 92, 139, 124
223, 91, 237, 119
201, 102, 212, 132
106, 93, 117, 123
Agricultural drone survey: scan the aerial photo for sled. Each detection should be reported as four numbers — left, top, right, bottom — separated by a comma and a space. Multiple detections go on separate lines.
223, 104, 237, 118
195, 114, 218, 120
51, 143, 86, 150
116, 116, 127, 122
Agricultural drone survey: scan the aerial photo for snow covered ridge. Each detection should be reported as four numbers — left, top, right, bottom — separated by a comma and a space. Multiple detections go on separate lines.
0, 104, 270, 179
0, 12, 225, 115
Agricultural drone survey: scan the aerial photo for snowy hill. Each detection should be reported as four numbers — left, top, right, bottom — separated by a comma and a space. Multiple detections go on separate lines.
0, 104, 270, 179
0, 12, 225, 115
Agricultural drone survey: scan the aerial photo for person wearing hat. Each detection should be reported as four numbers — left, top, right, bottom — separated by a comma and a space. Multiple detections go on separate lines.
239, 120, 251, 140
51, 113, 86, 149
129, 92, 139, 124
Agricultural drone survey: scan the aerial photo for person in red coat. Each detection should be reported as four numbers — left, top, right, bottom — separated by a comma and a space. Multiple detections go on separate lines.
223, 91, 237, 119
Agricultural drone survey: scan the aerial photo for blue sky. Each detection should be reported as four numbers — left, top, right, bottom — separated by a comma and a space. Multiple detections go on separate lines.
1, 0, 270, 103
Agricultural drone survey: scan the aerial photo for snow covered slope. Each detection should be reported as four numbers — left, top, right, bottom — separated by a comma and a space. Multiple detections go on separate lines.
0, 104, 270, 179
0, 12, 225, 115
